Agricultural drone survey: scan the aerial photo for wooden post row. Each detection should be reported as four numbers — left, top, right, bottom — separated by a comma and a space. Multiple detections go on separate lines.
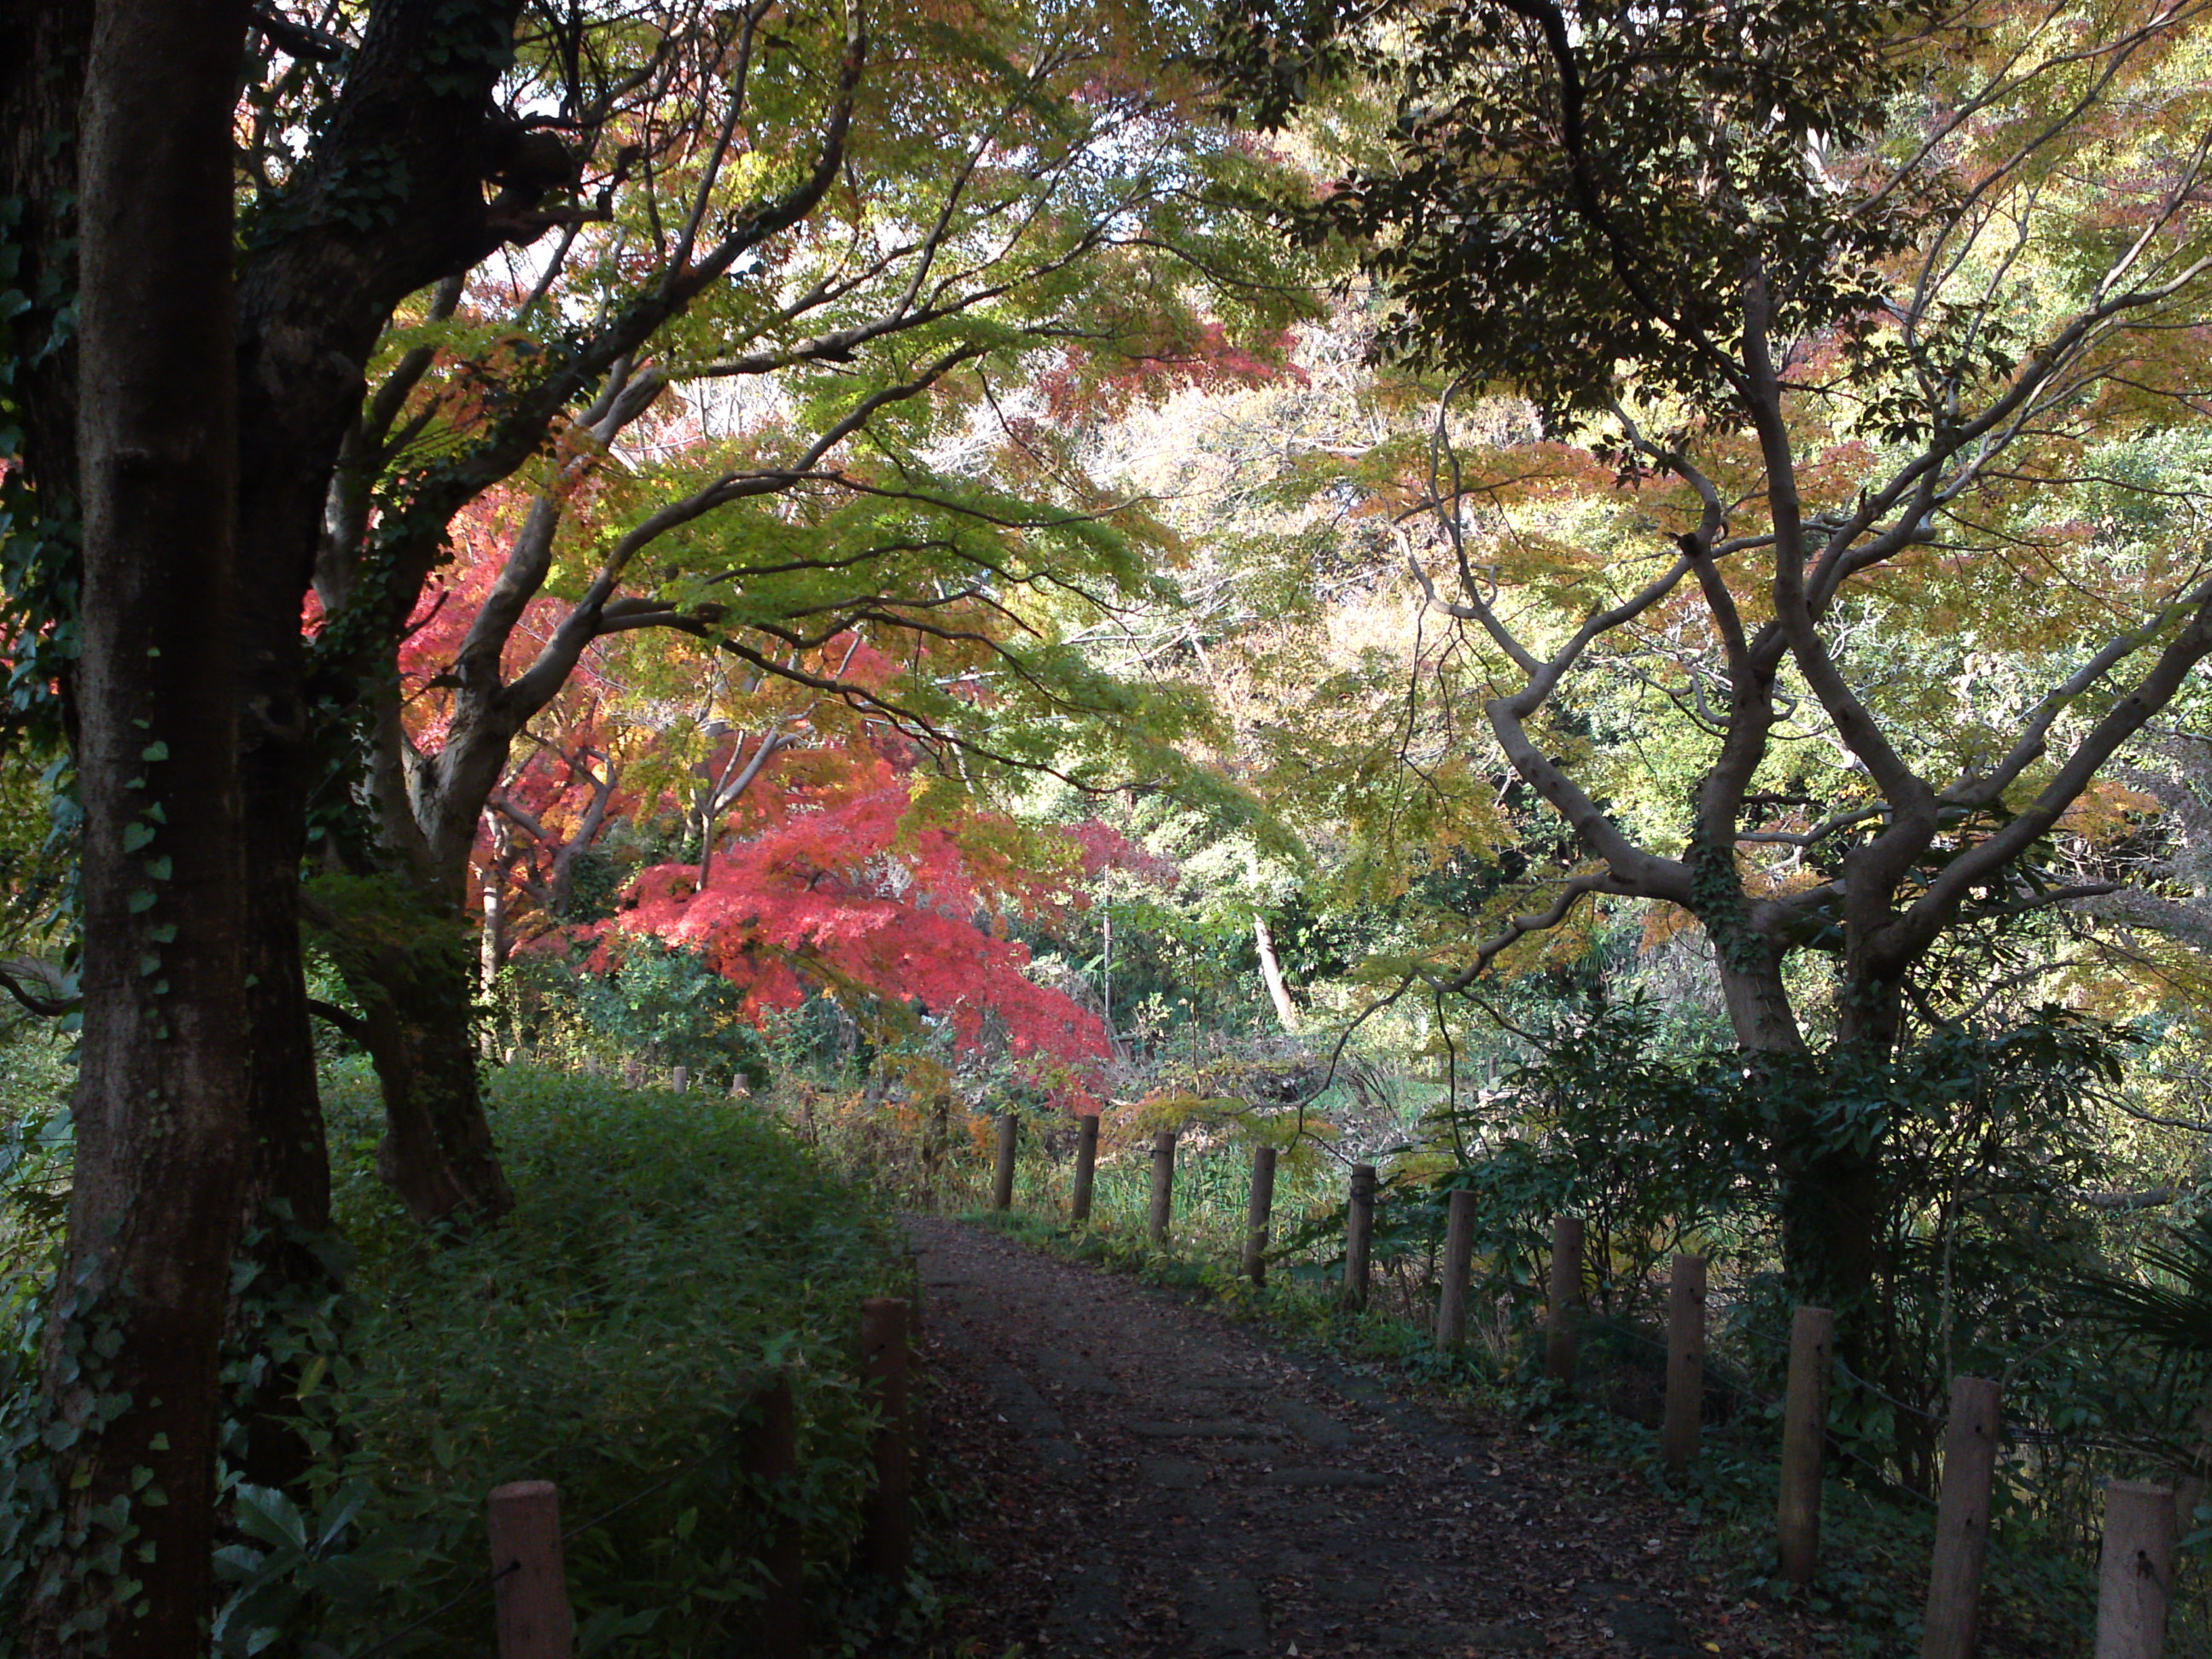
1777, 1305, 1835, 1592
487, 1480, 571, 1659
1435, 1189, 1476, 1348
740, 1371, 806, 1658
2097, 1481, 2176, 1659
992, 1111, 1018, 1211
1921, 1375, 2000, 1659
859, 1296, 913, 1580
1342, 1163, 1377, 1313
1070, 1113, 1100, 1224
1545, 1215, 1584, 1386
1243, 1146, 1277, 1285
1662, 1253, 1705, 1476
1147, 1130, 1177, 1245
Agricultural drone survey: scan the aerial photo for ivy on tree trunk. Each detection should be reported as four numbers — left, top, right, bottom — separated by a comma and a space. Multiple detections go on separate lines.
22, 3, 254, 1650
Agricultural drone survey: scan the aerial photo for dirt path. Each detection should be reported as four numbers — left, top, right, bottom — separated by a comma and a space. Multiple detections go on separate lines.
905, 1217, 1744, 1659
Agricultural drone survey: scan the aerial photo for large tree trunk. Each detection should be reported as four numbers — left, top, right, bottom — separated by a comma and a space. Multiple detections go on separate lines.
1711, 943, 1884, 1310
25, 7, 253, 1652
223, 617, 338, 1494
316, 864, 513, 1226
226, 0, 537, 1240
0, 1, 89, 511
1714, 939, 1892, 1346
363, 948, 510, 1227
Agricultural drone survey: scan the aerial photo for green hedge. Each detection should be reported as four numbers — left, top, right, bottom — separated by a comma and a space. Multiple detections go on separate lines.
222, 1063, 912, 1657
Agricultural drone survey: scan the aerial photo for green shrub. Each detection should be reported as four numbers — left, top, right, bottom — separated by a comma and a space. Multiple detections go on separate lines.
224, 1063, 912, 1657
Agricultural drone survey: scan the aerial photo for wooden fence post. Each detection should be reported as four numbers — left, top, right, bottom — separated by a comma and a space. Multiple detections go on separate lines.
1545, 1216, 1585, 1386
1242, 1145, 1278, 1285
487, 1480, 571, 1659
1435, 1188, 1477, 1348
2096, 1480, 2177, 1659
1662, 1253, 1706, 1476
671, 1064, 689, 1093
739, 1371, 805, 1658
1777, 1305, 1835, 1592
859, 1297, 913, 1579
1342, 1163, 1377, 1313
992, 1112, 1018, 1211
1147, 1130, 1177, 1245
1070, 1113, 1099, 1224
1921, 1375, 2001, 1659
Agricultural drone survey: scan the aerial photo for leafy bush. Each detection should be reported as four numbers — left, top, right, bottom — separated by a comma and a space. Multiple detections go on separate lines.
494, 940, 772, 1087
224, 1062, 912, 1657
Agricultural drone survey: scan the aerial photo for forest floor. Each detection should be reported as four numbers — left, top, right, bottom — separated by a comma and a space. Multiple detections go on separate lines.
900, 1218, 1844, 1659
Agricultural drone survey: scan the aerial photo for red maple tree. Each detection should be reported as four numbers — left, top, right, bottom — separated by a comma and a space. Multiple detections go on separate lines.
593, 742, 1115, 1104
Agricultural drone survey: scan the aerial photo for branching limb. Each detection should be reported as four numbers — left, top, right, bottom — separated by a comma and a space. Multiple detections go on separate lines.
306, 998, 371, 1044
0, 962, 73, 1018
1434, 870, 1626, 992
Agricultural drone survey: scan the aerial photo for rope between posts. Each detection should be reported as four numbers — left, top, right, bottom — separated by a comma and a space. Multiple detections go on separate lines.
1831, 1359, 1947, 1423
1569, 1318, 2147, 1534
350, 1442, 727, 1659
352, 1562, 521, 1659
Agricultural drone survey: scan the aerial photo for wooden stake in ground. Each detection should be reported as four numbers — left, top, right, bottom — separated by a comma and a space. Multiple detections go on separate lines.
1662, 1253, 1706, 1476
1148, 1129, 1178, 1245
1435, 1188, 1477, 1348
488, 1481, 572, 1659
1777, 1305, 1835, 1592
671, 1064, 689, 1093
992, 1112, 1018, 1211
1921, 1375, 2000, 1659
2096, 1480, 2177, 1659
1071, 1113, 1100, 1223
1343, 1162, 1377, 1313
1545, 1215, 1585, 1386
739, 1371, 805, 1659
859, 1297, 914, 1578
1243, 1145, 1278, 1285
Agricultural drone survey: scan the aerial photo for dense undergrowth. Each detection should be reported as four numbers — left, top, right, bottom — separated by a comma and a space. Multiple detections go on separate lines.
955, 1138, 2190, 1659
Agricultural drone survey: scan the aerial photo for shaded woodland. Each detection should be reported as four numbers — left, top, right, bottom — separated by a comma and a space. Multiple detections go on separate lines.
9, 0, 2212, 1652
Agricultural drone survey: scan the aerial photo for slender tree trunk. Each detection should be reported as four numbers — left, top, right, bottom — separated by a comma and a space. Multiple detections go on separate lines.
1253, 911, 1300, 1033
481, 867, 509, 988
478, 857, 509, 1062
25, 8, 253, 1653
